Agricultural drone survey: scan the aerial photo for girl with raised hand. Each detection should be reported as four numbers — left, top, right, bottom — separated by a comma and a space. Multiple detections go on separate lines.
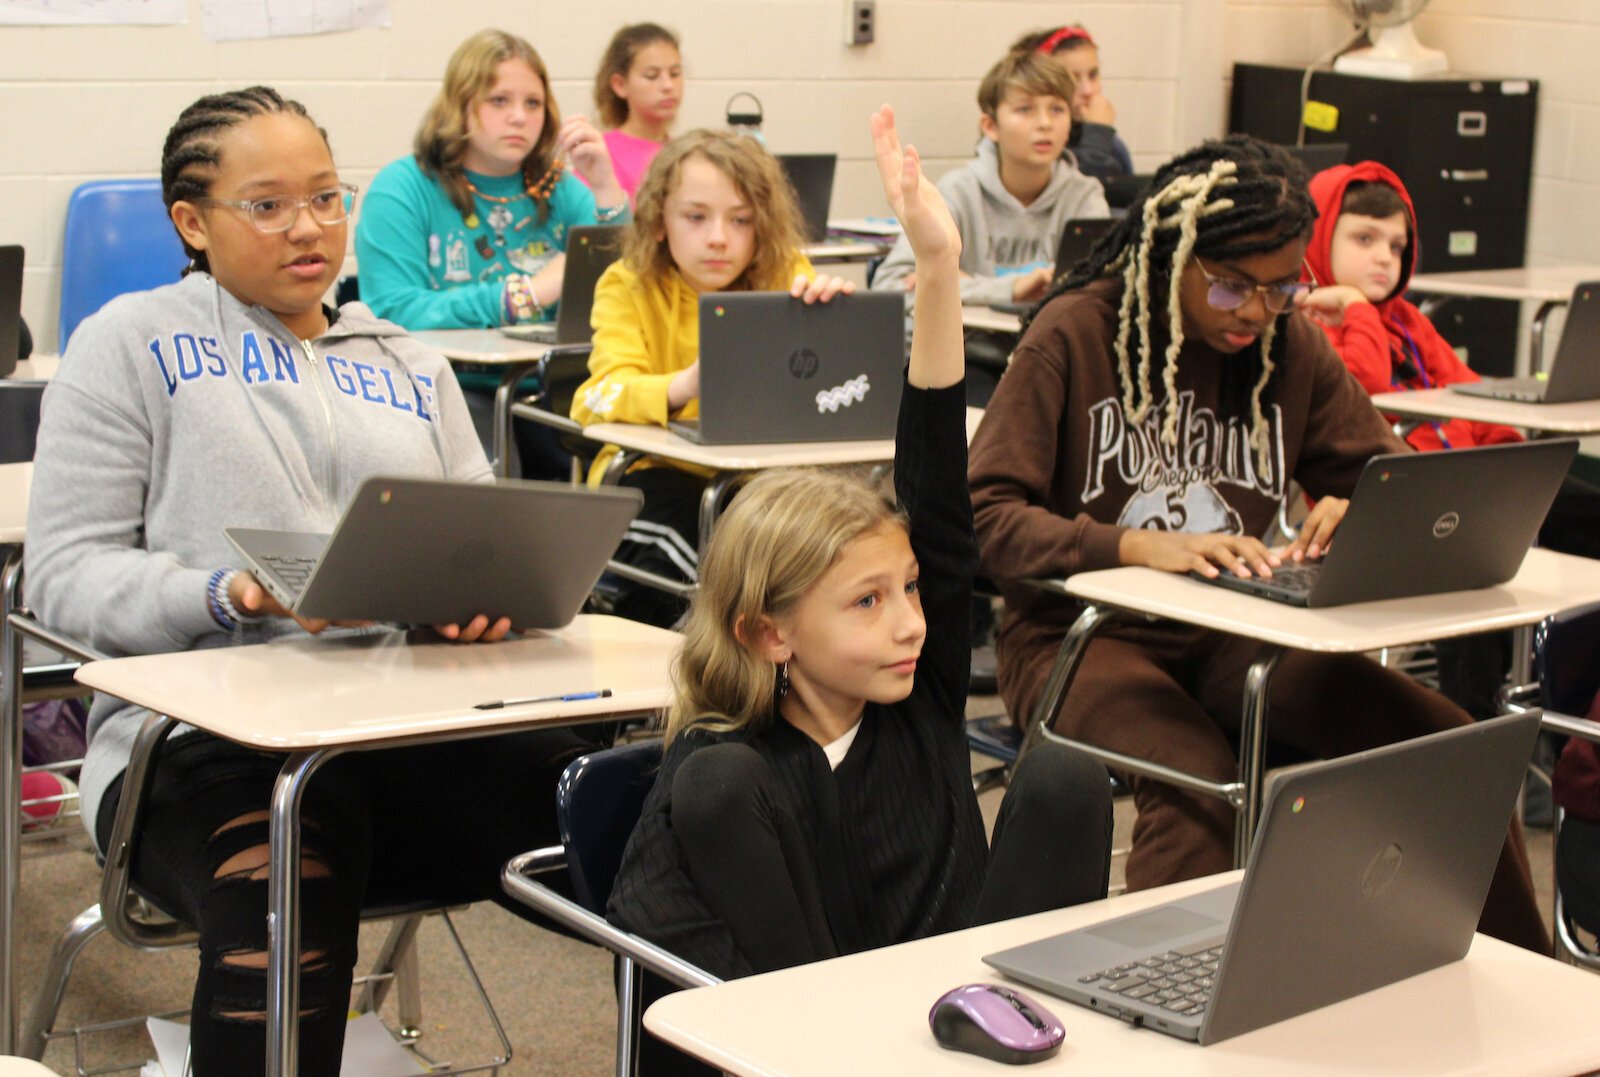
606, 106, 1113, 987
26, 86, 591, 1075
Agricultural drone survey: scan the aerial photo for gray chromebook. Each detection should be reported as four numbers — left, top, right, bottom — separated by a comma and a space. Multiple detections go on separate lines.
1453, 281, 1600, 404
225, 476, 641, 627
984, 711, 1541, 1045
500, 225, 624, 346
1199, 437, 1576, 607
668, 291, 905, 446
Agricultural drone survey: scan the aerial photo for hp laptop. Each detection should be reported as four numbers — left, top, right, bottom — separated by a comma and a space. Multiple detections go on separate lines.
1452, 281, 1600, 404
776, 154, 838, 243
668, 292, 905, 446
0, 246, 23, 379
501, 226, 624, 345
985, 710, 1541, 1045
225, 477, 641, 627
1198, 438, 1576, 607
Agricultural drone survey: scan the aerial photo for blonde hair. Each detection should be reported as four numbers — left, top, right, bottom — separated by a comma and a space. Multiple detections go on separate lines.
625, 130, 805, 293
664, 468, 905, 746
413, 29, 561, 222
977, 48, 1077, 118
593, 22, 681, 129
1028, 135, 1316, 476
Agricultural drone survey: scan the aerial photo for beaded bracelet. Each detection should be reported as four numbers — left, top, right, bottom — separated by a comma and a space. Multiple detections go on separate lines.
504, 275, 540, 324
594, 201, 627, 224
206, 568, 239, 632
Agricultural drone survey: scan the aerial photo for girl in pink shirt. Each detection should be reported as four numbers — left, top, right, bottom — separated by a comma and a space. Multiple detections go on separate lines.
593, 23, 684, 200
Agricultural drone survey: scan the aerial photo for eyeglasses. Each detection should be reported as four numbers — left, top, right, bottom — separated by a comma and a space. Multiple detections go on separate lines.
198, 183, 359, 234
1194, 256, 1311, 314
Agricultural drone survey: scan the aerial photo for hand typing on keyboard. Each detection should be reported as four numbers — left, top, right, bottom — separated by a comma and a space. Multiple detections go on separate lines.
1119, 529, 1281, 580
1280, 495, 1348, 563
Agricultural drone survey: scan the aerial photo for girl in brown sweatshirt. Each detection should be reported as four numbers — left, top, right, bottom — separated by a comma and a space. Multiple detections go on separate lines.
969, 134, 1547, 952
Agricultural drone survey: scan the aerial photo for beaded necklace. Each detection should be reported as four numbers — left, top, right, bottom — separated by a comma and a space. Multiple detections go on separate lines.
462, 157, 564, 227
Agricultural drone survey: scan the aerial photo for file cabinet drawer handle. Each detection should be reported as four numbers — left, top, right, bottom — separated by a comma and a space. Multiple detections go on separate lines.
1457, 111, 1488, 136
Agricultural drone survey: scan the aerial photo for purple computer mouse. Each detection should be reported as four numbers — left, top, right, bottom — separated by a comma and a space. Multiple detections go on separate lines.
929, 982, 1065, 1064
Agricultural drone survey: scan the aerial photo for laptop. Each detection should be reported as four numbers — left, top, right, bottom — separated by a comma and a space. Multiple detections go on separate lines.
1197, 437, 1576, 607
501, 226, 624, 345
776, 154, 837, 243
986, 218, 1117, 317
0, 245, 23, 378
985, 710, 1541, 1045
225, 476, 642, 627
1452, 281, 1600, 404
667, 292, 904, 445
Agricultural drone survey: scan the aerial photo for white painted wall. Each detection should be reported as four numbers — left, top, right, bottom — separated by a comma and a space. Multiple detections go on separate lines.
3, 0, 1593, 353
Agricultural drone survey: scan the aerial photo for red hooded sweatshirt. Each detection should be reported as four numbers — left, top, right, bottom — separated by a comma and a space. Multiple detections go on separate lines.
1304, 162, 1521, 452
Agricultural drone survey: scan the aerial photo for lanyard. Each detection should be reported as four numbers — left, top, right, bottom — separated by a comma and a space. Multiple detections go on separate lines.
1391, 323, 1452, 449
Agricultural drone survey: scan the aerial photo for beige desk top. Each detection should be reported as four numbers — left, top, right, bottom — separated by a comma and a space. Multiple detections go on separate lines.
644, 872, 1600, 1076
74, 615, 675, 750
804, 239, 891, 264
0, 463, 30, 545
584, 408, 984, 472
1370, 387, 1600, 433
8, 355, 58, 381
961, 305, 1022, 335
410, 329, 554, 364
1407, 265, 1599, 303
1057, 547, 1600, 653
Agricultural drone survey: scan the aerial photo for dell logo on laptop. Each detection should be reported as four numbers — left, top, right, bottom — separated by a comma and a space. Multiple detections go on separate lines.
1432, 512, 1461, 539
787, 348, 820, 379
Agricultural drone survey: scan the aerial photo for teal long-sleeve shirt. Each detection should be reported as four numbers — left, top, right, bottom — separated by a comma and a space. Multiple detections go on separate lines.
354, 154, 629, 330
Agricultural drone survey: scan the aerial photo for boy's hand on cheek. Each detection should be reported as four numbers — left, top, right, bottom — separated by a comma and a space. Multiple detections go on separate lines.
1079, 93, 1116, 126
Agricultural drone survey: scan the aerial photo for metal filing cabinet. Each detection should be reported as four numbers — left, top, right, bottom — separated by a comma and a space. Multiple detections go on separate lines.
1229, 63, 1539, 376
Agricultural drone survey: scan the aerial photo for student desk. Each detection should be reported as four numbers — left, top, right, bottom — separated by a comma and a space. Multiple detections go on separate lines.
1021, 548, 1600, 867
804, 239, 893, 265
1407, 265, 1600, 378
583, 408, 986, 555
72, 615, 678, 1077
411, 329, 555, 478
961, 305, 1022, 335
643, 871, 1600, 1076
1369, 387, 1600, 435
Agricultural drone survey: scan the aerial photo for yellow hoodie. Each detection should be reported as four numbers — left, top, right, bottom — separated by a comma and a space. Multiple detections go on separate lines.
571, 254, 815, 484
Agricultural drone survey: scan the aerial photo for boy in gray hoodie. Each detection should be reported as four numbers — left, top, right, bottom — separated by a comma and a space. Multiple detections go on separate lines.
872, 49, 1109, 309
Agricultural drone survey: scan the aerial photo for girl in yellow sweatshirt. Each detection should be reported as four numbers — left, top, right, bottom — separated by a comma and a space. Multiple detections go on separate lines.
573, 129, 854, 626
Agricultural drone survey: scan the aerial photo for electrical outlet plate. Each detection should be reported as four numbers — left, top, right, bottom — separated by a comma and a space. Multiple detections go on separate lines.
847, 0, 874, 46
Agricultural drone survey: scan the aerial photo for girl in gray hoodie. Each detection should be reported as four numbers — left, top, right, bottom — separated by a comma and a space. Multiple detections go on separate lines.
25, 87, 589, 1075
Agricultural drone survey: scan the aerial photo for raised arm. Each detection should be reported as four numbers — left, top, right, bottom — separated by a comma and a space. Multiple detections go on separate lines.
871, 105, 961, 390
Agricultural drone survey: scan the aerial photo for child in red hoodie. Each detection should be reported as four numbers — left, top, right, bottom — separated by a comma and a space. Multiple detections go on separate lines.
1302, 163, 1600, 796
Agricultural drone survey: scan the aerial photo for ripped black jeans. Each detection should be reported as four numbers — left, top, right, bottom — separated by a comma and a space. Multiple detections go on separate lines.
97, 727, 590, 1077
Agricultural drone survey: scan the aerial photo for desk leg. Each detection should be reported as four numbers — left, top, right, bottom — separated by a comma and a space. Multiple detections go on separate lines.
491, 361, 540, 479
1529, 300, 1560, 378
266, 749, 339, 1077
0, 548, 21, 1053
1235, 646, 1284, 869
1017, 604, 1116, 764
697, 474, 740, 557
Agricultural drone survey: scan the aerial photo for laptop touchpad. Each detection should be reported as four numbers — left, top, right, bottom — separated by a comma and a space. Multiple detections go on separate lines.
1087, 906, 1221, 948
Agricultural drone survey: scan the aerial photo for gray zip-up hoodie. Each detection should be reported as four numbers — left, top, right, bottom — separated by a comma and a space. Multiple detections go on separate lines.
872, 139, 1110, 307
25, 272, 490, 839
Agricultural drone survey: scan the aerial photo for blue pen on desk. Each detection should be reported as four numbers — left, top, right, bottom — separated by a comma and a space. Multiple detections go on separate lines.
475, 689, 613, 711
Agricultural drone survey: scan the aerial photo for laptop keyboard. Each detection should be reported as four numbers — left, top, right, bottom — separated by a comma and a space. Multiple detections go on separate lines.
257, 554, 315, 599
1077, 938, 1225, 1017
1263, 562, 1320, 594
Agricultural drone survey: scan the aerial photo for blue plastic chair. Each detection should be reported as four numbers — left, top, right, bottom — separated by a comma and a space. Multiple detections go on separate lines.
57, 180, 188, 349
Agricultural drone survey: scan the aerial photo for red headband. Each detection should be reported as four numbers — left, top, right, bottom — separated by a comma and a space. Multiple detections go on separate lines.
1037, 26, 1095, 53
